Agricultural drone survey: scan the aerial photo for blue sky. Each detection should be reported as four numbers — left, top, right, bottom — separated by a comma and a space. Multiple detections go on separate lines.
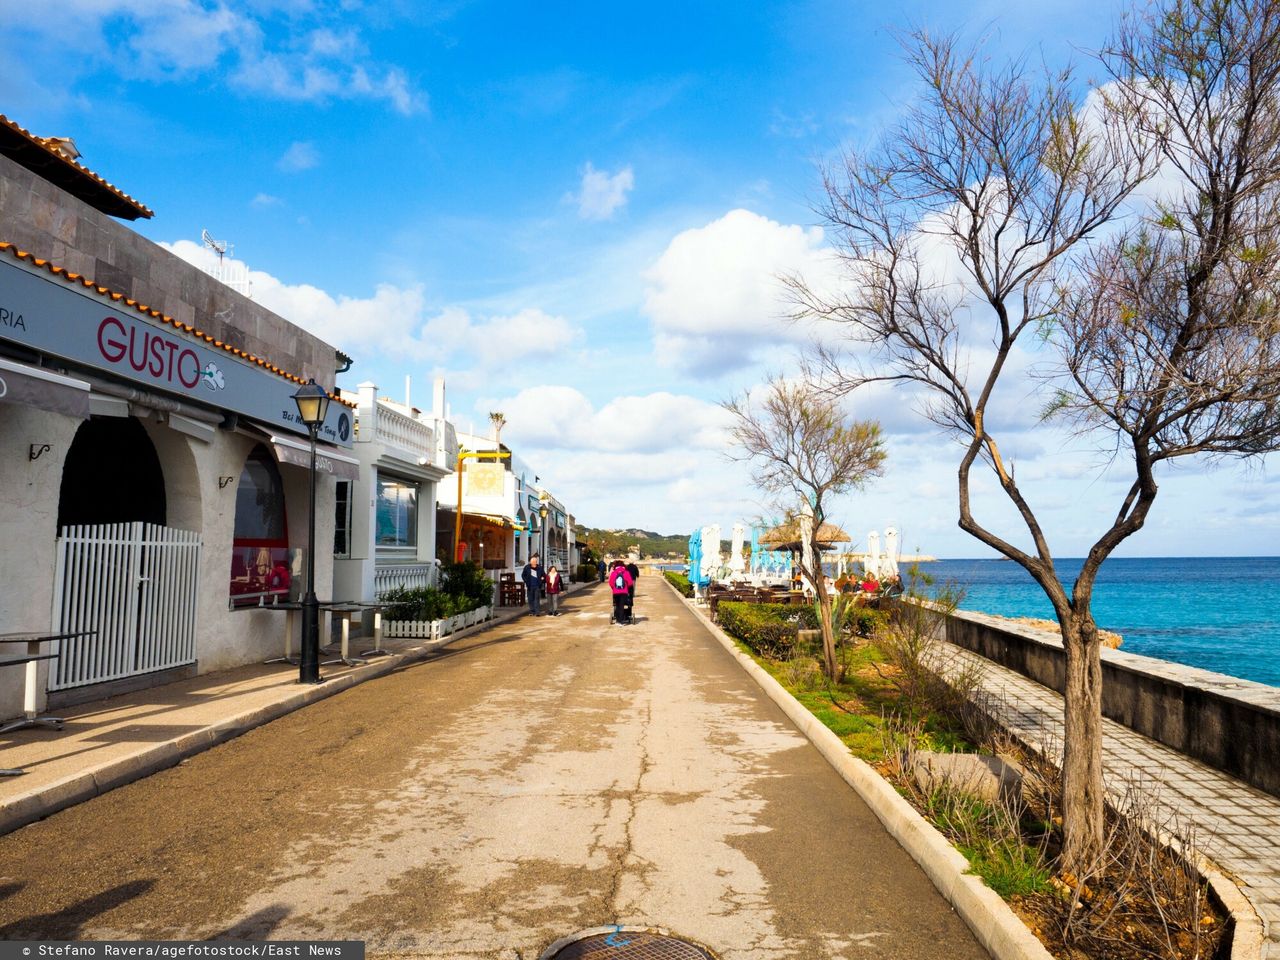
5, 0, 1277, 557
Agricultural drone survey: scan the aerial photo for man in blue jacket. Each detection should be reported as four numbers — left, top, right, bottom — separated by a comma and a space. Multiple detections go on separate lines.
521, 553, 546, 615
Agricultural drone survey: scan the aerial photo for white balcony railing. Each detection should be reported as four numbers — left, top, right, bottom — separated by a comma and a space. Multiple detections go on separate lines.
374, 562, 437, 597
376, 403, 435, 461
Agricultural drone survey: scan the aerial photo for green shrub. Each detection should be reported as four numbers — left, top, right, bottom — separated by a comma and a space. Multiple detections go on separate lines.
440, 561, 495, 606
381, 562, 494, 621
380, 586, 449, 622
575, 562, 599, 582
663, 570, 694, 597
718, 601, 815, 659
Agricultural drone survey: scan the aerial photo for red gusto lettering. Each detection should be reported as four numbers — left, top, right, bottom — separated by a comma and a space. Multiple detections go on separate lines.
177, 349, 200, 388
97, 315, 203, 390
149, 334, 167, 377
98, 317, 127, 362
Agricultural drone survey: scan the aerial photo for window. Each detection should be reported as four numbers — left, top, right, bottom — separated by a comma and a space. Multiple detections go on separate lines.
333, 480, 352, 557
230, 445, 289, 604
376, 475, 417, 548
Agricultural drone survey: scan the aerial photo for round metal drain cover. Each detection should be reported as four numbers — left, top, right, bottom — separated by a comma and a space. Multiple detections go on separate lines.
543, 927, 718, 960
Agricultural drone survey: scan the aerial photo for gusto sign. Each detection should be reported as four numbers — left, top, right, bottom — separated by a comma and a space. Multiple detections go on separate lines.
97, 315, 202, 390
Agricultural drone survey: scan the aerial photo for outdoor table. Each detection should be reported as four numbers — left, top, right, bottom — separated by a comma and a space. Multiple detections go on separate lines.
322, 604, 368, 667
0, 631, 93, 735
344, 602, 388, 658
250, 598, 305, 665
0, 653, 62, 777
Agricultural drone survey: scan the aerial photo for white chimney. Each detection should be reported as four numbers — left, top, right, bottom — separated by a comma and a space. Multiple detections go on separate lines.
432, 377, 446, 419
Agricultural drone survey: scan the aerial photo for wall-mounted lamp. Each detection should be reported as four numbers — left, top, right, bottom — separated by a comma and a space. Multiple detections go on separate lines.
218, 476, 235, 489
29, 444, 51, 461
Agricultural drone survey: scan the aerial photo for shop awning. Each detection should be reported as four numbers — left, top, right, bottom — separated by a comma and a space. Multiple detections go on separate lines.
246, 426, 361, 480
465, 512, 515, 529
0, 357, 90, 418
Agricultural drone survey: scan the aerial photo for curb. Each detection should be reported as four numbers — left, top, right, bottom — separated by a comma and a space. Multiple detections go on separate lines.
0, 589, 574, 837
667, 578, 1054, 960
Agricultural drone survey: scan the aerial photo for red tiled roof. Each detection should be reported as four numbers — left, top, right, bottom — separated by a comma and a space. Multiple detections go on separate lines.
0, 241, 354, 407
0, 114, 154, 221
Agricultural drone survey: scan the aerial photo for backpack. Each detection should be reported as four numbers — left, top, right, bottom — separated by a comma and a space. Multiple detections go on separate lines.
613, 570, 627, 591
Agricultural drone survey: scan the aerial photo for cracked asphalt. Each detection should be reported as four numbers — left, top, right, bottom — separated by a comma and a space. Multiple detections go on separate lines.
0, 577, 988, 960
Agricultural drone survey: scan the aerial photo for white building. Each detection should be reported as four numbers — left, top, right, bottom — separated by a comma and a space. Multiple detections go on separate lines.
434, 394, 577, 585
0, 114, 354, 718
332, 381, 456, 605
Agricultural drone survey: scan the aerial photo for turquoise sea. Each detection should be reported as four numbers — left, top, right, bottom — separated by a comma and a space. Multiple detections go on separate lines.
913, 557, 1280, 688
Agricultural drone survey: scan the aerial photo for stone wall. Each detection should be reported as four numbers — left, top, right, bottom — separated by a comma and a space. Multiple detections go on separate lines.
945, 609, 1280, 798
0, 153, 337, 388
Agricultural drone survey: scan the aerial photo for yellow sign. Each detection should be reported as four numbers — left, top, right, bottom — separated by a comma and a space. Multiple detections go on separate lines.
465, 461, 505, 497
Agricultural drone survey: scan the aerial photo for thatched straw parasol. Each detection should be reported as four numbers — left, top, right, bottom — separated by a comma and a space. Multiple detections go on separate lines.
759, 520, 851, 551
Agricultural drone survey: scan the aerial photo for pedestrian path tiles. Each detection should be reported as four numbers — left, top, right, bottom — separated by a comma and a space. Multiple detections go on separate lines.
941, 643, 1280, 957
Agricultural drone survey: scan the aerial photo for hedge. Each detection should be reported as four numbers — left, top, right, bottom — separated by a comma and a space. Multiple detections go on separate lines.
717, 601, 815, 659
663, 570, 694, 597
717, 600, 888, 658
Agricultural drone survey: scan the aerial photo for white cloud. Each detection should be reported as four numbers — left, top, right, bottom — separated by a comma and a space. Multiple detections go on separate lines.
480, 386, 758, 532
161, 240, 577, 372
642, 209, 836, 376
1, 2, 426, 114
421, 306, 578, 362
574, 162, 634, 220
488, 386, 731, 456
277, 141, 319, 172
251, 192, 283, 208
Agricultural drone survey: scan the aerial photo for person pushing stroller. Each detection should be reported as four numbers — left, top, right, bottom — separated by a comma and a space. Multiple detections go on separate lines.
608, 560, 634, 625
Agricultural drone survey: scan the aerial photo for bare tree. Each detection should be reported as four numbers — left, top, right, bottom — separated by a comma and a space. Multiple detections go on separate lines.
723, 379, 887, 680
794, 1, 1280, 872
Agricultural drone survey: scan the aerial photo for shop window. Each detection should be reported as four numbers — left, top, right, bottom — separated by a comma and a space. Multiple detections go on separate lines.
230, 445, 290, 605
376, 475, 417, 549
333, 480, 352, 558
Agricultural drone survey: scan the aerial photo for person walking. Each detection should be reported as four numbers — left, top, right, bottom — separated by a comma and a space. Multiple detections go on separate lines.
596, 558, 607, 582
608, 560, 634, 625
625, 559, 640, 620
521, 553, 545, 616
545, 564, 565, 616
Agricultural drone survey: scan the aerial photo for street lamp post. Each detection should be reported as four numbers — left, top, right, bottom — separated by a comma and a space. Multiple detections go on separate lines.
293, 378, 331, 685
539, 498, 549, 566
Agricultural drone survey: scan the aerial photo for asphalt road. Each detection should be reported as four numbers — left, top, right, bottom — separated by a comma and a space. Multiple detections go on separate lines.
0, 578, 988, 960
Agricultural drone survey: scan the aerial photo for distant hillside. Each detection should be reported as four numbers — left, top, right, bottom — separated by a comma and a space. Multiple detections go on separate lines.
575, 526, 691, 559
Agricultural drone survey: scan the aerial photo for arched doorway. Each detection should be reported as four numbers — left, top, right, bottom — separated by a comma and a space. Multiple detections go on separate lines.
51, 415, 201, 691
230, 444, 291, 605
58, 416, 166, 528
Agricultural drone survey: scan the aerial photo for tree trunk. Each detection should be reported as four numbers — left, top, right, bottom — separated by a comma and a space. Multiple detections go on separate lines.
817, 588, 840, 681
1060, 613, 1106, 873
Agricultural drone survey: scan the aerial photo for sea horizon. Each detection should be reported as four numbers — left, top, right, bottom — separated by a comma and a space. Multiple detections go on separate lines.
913, 556, 1280, 688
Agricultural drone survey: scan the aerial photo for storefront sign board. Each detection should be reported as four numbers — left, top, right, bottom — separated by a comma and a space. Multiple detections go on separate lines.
0, 257, 352, 446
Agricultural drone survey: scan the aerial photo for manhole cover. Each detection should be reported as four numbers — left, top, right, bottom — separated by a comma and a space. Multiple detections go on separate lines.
542, 927, 718, 960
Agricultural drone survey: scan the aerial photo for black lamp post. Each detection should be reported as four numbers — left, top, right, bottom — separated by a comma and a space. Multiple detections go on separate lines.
539, 499, 549, 567
293, 378, 331, 684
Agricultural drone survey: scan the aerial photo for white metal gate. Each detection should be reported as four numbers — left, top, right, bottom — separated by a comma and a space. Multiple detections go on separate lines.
49, 522, 202, 691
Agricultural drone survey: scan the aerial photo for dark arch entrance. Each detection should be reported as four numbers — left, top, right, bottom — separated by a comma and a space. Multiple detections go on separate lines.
58, 416, 166, 528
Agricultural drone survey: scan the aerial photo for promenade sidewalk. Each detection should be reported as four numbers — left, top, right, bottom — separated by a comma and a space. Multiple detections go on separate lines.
0, 575, 988, 959
941, 642, 1280, 958
0, 591, 565, 833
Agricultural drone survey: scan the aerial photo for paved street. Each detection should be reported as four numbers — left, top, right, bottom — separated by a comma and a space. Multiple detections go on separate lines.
0, 579, 986, 960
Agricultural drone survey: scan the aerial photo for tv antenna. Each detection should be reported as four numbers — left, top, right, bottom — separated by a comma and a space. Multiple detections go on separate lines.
201, 229, 231, 263
198, 230, 251, 298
